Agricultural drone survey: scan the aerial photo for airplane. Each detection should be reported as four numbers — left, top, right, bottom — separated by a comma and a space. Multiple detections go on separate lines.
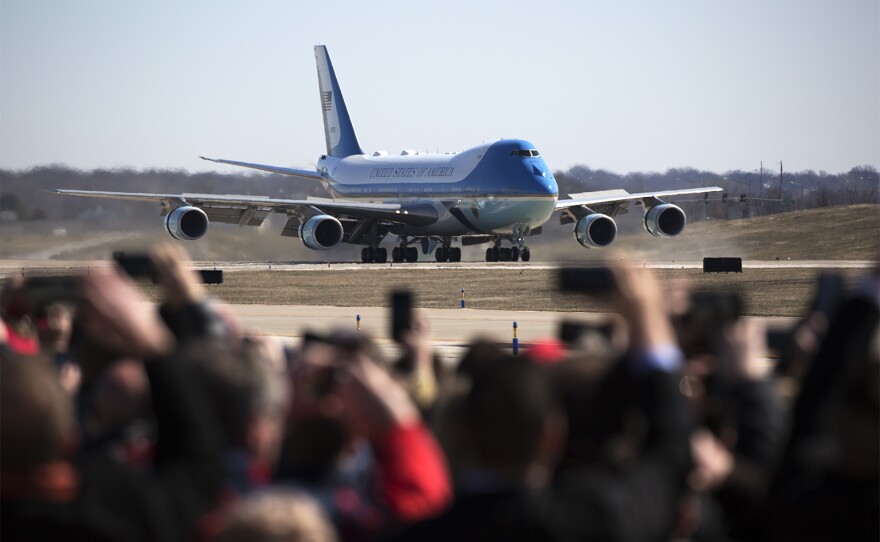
54, 45, 722, 263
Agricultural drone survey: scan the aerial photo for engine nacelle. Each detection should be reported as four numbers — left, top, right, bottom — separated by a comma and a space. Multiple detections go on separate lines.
644, 204, 686, 238
573, 213, 618, 248
165, 206, 209, 241
299, 214, 344, 250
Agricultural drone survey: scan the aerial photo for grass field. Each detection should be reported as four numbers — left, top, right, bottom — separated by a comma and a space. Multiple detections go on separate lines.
2, 204, 876, 317
127, 267, 867, 318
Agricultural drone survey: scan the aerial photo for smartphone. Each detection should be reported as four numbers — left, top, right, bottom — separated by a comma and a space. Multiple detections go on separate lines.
687, 291, 742, 328
558, 319, 613, 346
391, 291, 413, 342
766, 328, 792, 354
558, 267, 617, 295
810, 273, 844, 319
113, 252, 155, 278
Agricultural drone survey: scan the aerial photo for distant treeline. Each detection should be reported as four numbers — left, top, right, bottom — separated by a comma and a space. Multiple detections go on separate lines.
1, 163, 877, 224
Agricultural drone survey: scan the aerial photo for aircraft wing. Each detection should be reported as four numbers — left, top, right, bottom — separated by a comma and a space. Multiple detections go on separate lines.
50, 189, 439, 227
199, 156, 327, 182
555, 187, 724, 210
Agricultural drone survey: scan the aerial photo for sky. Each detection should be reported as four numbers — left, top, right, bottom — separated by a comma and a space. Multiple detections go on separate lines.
1, 0, 878, 175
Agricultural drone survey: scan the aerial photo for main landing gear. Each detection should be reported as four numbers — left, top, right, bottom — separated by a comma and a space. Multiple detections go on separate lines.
360, 246, 388, 263
485, 239, 530, 262
391, 239, 418, 263
435, 238, 462, 263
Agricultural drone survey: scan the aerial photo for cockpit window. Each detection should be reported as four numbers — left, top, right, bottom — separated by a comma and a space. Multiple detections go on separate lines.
510, 149, 540, 157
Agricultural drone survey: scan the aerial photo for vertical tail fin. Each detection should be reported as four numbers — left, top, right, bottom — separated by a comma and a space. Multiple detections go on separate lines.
315, 45, 363, 158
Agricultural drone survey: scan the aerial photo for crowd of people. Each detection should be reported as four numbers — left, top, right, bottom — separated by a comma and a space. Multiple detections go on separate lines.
1, 242, 877, 541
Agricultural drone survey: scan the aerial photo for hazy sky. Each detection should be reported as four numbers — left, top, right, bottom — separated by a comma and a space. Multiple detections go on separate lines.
1, 0, 877, 175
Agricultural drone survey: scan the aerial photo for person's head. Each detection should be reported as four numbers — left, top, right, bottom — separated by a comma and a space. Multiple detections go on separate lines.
0, 358, 77, 471
456, 339, 511, 381
185, 341, 289, 465
88, 359, 151, 438
36, 303, 73, 353
216, 490, 338, 542
464, 352, 565, 486
278, 332, 381, 481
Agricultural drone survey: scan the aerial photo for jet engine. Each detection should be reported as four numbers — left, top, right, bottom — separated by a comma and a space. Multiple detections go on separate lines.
644, 204, 686, 238
299, 214, 344, 250
573, 213, 618, 248
165, 206, 209, 241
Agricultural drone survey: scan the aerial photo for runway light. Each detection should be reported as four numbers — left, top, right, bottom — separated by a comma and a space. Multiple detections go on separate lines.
356, 313, 361, 332
512, 321, 519, 356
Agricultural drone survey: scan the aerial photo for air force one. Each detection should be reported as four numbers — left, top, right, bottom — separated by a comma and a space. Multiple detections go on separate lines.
55, 45, 722, 263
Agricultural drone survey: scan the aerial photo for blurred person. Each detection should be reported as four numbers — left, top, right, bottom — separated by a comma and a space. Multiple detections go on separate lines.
1, 276, 40, 356
672, 292, 786, 541
278, 332, 451, 540
399, 353, 567, 541
214, 489, 338, 542
391, 310, 444, 413
35, 302, 73, 360
85, 359, 154, 470
183, 340, 290, 495
2, 242, 230, 541
34, 301, 79, 394
398, 263, 693, 542
771, 270, 879, 541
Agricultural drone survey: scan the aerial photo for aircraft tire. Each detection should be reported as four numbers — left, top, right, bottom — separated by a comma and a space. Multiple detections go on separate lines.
376, 247, 387, 263
521, 246, 531, 262
435, 247, 447, 262
406, 247, 418, 263
511, 246, 520, 262
450, 247, 461, 262
500, 248, 511, 261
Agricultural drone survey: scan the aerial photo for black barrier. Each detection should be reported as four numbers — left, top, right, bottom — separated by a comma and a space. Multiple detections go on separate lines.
198, 270, 224, 285
703, 257, 743, 273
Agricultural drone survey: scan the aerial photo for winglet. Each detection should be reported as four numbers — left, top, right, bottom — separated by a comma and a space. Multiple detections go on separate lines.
314, 45, 364, 158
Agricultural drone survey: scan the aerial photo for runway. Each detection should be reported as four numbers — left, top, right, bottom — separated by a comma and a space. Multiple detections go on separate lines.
0, 258, 874, 278
0, 257, 815, 364
228, 303, 798, 366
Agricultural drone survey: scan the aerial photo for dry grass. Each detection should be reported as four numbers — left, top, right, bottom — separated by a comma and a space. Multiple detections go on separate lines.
129, 267, 866, 317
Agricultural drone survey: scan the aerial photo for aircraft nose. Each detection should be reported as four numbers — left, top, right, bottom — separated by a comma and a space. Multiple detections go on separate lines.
531, 164, 558, 195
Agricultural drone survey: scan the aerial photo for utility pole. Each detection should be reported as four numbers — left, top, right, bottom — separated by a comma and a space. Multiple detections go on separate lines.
779, 161, 784, 212
759, 161, 764, 215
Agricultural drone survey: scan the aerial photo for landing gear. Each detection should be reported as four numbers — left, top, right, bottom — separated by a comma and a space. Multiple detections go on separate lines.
434, 240, 461, 263
392, 239, 418, 263
361, 246, 388, 263
484, 239, 530, 262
